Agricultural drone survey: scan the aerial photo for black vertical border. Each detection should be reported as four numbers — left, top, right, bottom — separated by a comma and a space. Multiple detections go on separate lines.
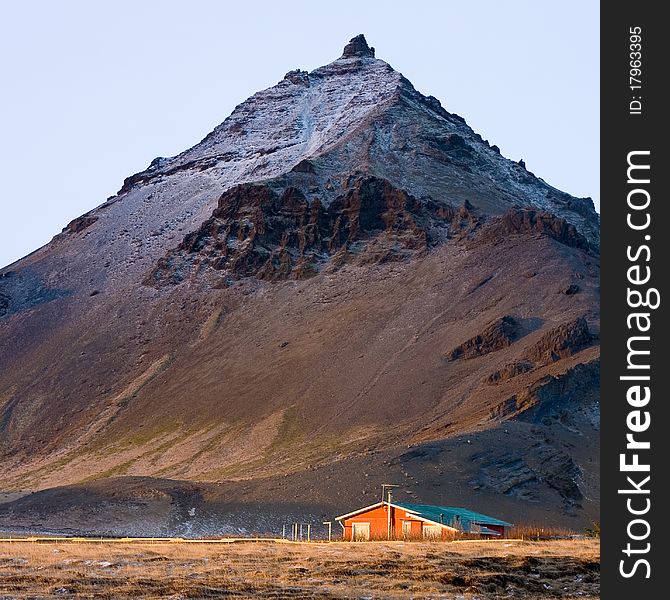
601, 2, 669, 598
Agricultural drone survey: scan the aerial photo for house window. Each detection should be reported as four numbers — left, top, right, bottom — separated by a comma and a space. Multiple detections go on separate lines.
352, 522, 370, 541
423, 525, 442, 539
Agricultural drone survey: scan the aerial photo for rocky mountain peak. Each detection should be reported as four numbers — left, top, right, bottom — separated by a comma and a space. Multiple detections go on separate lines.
341, 34, 375, 59
96, 35, 598, 249
0, 34, 600, 533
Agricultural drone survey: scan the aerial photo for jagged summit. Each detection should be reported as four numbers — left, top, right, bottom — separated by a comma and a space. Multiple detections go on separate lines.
103, 35, 597, 258
340, 34, 376, 59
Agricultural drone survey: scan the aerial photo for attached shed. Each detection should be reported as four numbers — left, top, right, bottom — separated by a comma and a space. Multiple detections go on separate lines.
335, 501, 512, 541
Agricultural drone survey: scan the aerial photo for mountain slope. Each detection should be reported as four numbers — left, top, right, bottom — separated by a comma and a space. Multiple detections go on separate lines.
0, 36, 599, 534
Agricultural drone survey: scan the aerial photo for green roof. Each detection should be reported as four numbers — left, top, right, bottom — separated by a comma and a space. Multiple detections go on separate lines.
394, 502, 512, 532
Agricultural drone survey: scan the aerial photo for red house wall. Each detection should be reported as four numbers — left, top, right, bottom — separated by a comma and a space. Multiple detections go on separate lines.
343, 505, 397, 540
342, 505, 448, 540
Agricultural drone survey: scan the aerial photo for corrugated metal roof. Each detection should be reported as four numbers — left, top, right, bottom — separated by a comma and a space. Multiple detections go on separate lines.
394, 502, 512, 532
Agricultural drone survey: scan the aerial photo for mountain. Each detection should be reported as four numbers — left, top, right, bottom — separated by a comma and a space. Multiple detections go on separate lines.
0, 35, 599, 536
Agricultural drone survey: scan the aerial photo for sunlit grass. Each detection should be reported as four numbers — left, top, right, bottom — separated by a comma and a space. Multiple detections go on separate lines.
0, 538, 600, 599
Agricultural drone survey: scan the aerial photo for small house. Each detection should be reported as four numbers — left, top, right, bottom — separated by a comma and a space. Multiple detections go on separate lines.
335, 501, 512, 541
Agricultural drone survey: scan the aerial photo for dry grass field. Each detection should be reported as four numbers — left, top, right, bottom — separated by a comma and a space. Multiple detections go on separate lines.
0, 538, 599, 599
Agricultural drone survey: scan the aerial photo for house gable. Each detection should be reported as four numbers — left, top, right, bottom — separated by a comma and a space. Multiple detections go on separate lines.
337, 502, 459, 541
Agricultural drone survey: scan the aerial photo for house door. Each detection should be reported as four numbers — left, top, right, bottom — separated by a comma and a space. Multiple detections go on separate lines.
402, 521, 412, 539
352, 522, 370, 541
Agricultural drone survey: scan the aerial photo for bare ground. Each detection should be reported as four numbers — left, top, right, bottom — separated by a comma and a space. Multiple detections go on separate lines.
0, 539, 599, 599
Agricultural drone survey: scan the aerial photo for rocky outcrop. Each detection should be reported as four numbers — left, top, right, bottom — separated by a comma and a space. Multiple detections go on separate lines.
481, 208, 592, 251
290, 159, 315, 173
116, 154, 225, 196
473, 456, 538, 500
471, 442, 584, 508
531, 444, 584, 507
489, 360, 600, 430
446, 316, 519, 361
486, 360, 534, 385
283, 69, 310, 86
62, 214, 98, 234
146, 175, 461, 285
486, 317, 594, 384
524, 317, 593, 364
341, 34, 375, 59
519, 360, 600, 428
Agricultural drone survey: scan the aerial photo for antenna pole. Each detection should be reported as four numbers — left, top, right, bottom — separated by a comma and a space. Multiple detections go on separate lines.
381, 483, 400, 502
380, 484, 399, 540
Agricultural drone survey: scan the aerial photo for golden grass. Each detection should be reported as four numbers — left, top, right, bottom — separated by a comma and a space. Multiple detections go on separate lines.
509, 525, 591, 540
0, 538, 599, 599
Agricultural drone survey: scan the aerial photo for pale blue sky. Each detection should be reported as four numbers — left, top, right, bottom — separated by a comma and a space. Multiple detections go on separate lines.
0, 1, 599, 269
